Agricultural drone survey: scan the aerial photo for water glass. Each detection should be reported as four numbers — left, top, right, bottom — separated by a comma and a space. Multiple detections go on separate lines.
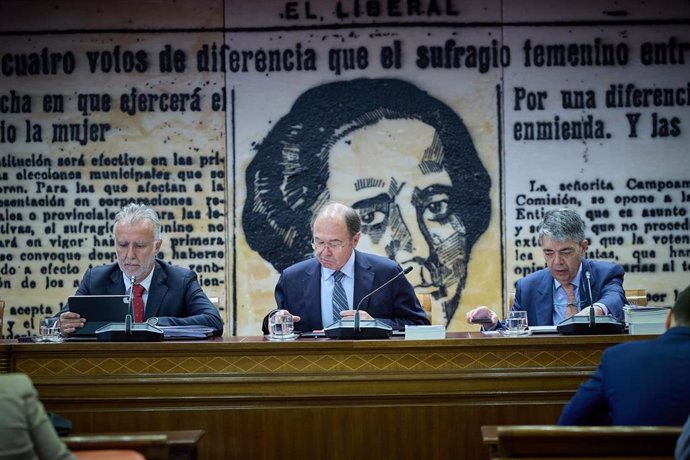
38, 317, 64, 343
268, 309, 296, 341
505, 310, 529, 336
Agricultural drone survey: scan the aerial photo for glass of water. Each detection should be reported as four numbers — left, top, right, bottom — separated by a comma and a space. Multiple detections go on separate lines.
38, 317, 64, 343
268, 309, 296, 341
504, 310, 529, 336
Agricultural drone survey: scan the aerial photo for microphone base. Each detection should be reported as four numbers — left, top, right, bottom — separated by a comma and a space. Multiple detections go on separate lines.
95, 322, 164, 342
556, 316, 625, 335
323, 319, 393, 340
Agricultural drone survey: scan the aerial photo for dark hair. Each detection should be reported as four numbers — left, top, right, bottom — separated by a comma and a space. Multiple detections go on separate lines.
243, 78, 491, 272
674, 285, 690, 327
537, 208, 586, 245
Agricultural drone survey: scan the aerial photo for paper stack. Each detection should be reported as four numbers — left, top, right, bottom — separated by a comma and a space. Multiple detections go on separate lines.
623, 306, 671, 335
159, 325, 216, 339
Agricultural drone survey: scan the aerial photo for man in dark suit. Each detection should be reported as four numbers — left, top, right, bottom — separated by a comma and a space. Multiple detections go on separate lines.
558, 284, 690, 425
59, 203, 223, 336
466, 208, 626, 327
266, 202, 430, 333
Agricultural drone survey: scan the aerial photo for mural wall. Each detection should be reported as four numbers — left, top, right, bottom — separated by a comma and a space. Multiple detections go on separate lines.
0, 0, 688, 337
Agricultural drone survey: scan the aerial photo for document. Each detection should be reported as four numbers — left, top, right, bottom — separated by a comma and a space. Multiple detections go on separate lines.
623, 306, 671, 335
159, 325, 215, 339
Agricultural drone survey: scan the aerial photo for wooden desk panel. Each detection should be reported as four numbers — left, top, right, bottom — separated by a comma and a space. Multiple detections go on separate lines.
0, 334, 649, 460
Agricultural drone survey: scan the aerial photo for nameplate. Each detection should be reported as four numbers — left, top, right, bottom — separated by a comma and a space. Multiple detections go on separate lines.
404, 325, 446, 340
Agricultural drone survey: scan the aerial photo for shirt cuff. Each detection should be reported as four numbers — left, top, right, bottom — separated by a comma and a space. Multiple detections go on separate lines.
593, 302, 608, 315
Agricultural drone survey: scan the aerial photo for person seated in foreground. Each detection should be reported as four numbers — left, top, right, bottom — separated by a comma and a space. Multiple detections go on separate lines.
559, 284, 690, 425
677, 412, 690, 460
466, 208, 626, 329
0, 373, 75, 460
59, 203, 223, 336
263, 202, 430, 334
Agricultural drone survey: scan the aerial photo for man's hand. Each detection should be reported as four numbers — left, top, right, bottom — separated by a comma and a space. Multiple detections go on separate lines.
58, 311, 85, 336
575, 306, 605, 317
340, 310, 373, 320
466, 306, 499, 325
279, 310, 301, 323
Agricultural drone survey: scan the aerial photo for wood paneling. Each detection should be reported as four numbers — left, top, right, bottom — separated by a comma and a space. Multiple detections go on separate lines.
0, 333, 650, 460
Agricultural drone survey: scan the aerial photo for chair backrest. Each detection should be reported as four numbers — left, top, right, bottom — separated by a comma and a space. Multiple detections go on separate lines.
73, 450, 147, 460
65, 429, 204, 460
491, 425, 681, 459
417, 293, 433, 323
625, 288, 648, 306
65, 434, 169, 460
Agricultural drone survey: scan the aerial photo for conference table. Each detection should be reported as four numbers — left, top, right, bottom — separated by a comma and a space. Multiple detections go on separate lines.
0, 332, 649, 459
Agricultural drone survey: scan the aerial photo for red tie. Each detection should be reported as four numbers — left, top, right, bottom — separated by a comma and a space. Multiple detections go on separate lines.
132, 284, 145, 323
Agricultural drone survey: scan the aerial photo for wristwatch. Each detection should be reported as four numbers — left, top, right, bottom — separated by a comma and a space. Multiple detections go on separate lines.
146, 317, 159, 326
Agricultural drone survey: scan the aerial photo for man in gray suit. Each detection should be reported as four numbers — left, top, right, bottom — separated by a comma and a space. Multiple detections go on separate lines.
0, 373, 74, 459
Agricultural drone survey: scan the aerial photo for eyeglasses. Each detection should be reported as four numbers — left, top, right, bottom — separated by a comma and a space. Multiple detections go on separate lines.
311, 239, 347, 251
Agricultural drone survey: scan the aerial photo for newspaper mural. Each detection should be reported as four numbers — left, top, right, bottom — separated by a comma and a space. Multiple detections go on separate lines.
0, 0, 688, 337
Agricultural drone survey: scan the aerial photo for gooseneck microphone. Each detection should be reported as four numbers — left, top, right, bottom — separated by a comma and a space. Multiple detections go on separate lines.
585, 271, 595, 328
556, 270, 624, 336
126, 275, 136, 333
353, 266, 414, 332
95, 274, 163, 342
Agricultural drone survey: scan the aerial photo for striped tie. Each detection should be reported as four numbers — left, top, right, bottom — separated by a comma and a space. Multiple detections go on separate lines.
563, 283, 578, 318
332, 271, 348, 322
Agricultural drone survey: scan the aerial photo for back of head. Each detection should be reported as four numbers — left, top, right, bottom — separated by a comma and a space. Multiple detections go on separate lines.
673, 285, 690, 327
537, 208, 586, 244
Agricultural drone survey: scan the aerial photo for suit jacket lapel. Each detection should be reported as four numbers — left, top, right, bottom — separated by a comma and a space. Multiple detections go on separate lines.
303, 259, 323, 328
144, 262, 168, 318
108, 268, 125, 295
536, 271, 554, 325
580, 259, 594, 307
353, 251, 375, 310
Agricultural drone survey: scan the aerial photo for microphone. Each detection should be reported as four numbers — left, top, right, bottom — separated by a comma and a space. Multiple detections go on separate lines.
354, 266, 413, 332
95, 274, 163, 342
585, 271, 595, 328
126, 275, 136, 332
556, 269, 624, 336
324, 266, 413, 340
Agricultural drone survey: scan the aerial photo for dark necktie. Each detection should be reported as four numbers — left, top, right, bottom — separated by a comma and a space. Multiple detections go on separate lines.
563, 283, 578, 318
132, 284, 145, 323
332, 271, 348, 322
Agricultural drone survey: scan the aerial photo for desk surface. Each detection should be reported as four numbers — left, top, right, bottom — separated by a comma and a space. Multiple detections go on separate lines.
1, 332, 643, 378
0, 333, 654, 460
